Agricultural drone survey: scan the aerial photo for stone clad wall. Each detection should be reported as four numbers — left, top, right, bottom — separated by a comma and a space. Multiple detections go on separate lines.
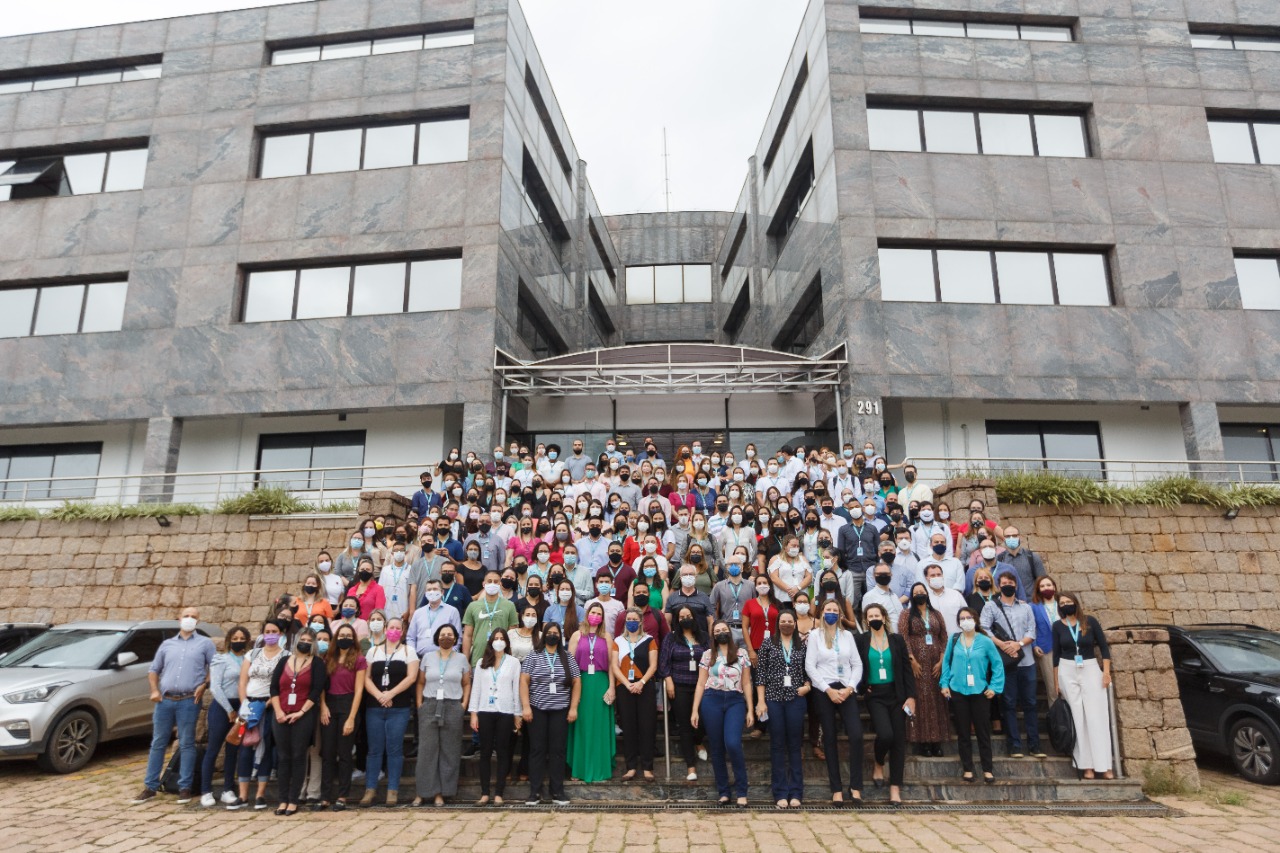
1107, 628, 1200, 790
0, 515, 357, 626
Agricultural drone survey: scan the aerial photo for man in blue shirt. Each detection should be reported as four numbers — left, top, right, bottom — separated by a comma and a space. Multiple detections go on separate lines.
132, 607, 216, 804
409, 471, 441, 519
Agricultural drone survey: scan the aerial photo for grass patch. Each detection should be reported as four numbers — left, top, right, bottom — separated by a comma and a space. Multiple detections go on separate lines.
0, 506, 41, 521
43, 502, 207, 521
214, 487, 311, 515
1142, 764, 1193, 797
1208, 789, 1249, 807
988, 469, 1280, 511
315, 500, 358, 514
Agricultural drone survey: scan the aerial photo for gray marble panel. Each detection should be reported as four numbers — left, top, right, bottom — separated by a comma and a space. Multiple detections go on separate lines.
1045, 158, 1113, 226
1103, 159, 1169, 226
187, 182, 246, 248
1115, 243, 1183, 308
205, 70, 260, 113
134, 187, 194, 251
214, 8, 268, 45
1161, 163, 1227, 229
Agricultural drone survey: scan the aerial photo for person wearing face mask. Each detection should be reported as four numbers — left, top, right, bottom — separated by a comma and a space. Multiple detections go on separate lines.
963, 536, 1025, 599
406, 578, 463, 664
505, 513, 540, 569
910, 502, 953, 563
1030, 575, 1062, 704
718, 502, 759, 565
198, 625, 249, 807
659, 605, 710, 779
754, 608, 810, 808
612, 465, 642, 510
520, 622, 582, 805
456, 540, 488, 596
131, 607, 215, 806
805, 599, 864, 805
980, 569, 1042, 759
544, 577, 584, 635
856, 604, 915, 805
226, 620, 285, 810
462, 570, 520, 668
768, 534, 813, 606
468, 629, 523, 805
567, 601, 618, 782
344, 556, 386, 621
294, 572, 334, 630
836, 500, 878, 607
413, 624, 470, 806
895, 463, 932, 509
678, 512, 722, 582
899, 582, 948, 757
710, 551, 751, 646
361, 617, 419, 806
691, 620, 754, 806
330, 595, 370, 649
996, 525, 1047, 597
917, 532, 965, 595
334, 531, 375, 585
318, 623, 366, 811
741, 574, 780, 671
921, 562, 966, 636
464, 508, 506, 579
611, 606, 659, 781
300, 623, 334, 807
863, 546, 908, 623
633, 554, 669, 612
966, 565, 999, 615
267, 627, 327, 815
535, 443, 566, 483
516, 575, 549, 623
587, 568, 626, 642
378, 543, 414, 621
1051, 592, 1113, 779
313, 551, 346, 607
941, 607, 1005, 782
665, 564, 715, 634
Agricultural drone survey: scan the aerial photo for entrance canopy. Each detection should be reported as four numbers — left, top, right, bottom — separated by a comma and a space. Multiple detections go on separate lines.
494, 344, 846, 397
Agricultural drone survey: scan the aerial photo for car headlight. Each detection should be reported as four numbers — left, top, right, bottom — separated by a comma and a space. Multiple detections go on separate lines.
1270, 694, 1280, 709
3, 682, 70, 704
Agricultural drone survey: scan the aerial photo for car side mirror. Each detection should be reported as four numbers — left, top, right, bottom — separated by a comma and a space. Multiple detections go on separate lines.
115, 651, 139, 668
1180, 657, 1203, 670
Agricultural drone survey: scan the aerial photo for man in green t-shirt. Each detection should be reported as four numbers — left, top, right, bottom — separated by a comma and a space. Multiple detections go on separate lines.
462, 568, 518, 665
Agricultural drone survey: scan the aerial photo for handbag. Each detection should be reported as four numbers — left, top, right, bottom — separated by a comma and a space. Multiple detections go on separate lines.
225, 718, 245, 747
989, 600, 1023, 669
241, 723, 261, 748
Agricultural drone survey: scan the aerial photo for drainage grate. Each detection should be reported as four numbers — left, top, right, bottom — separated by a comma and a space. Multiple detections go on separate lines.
381, 801, 1174, 816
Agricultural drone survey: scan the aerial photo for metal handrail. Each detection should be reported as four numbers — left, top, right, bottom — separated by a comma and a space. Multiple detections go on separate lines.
906, 455, 1278, 487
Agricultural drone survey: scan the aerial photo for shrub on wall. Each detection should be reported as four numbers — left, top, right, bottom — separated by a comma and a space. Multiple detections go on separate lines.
0, 488, 355, 520
990, 470, 1280, 510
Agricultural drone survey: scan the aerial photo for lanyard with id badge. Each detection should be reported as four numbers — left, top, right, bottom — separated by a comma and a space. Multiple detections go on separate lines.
782, 640, 794, 688
1069, 621, 1086, 667
545, 651, 561, 695
488, 658, 503, 708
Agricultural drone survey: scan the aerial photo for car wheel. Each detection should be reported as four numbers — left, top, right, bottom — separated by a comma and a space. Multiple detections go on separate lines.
36, 710, 99, 774
1230, 717, 1280, 785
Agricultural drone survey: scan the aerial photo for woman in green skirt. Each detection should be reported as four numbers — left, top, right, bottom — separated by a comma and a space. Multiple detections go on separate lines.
567, 599, 616, 781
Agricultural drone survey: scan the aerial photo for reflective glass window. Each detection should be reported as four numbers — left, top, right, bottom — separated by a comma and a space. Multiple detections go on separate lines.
0, 289, 36, 338
351, 262, 406, 315
295, 267, 351, 318
122, 64, 163, 81
32, 75, 76, 91
1190, 33, 1234, 49
1235, 257, 1280, 310
408, 258, 463, 312
1233, 37, 1280, 52
923, 111, 979, 154
272, 46, 321, 65
913, 21, 965, 37
1052, 253, 1111, 305
372, 35, 424, 54
995, 252, 1054, 305
77, 69, 121, 86
653, 266, 684, 303
363, 124, 415, 170
878, 248, 936, 301
80, 282, 128, 333
967, 23, 1018, 40
243, 270, 296, 322
103, 149, 148, 192
310, 129, 362, 174
418, 118, 469, 164
867, 108, 922, 152
260, 134, 311, 178
1020, 25, 1072, 42
1033, 114, 1087, 158
625, 266, 655, 305
937, 250, 995, 303
1208, 121, 1257, 164
859, 18, 911, 35
683, 265, 713, 302
32, 284, 85, 336
1254, 123, 1280, 165
62, 153, 107, 195
979, 112, 1034, 155
320, 41, 371, 61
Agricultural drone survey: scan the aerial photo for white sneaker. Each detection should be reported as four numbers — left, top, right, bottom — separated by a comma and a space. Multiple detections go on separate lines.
697, 747, 708, 762
200, 793, 216, 808
686, 770, 697, 781
220, 790, 238, 805
352, 770, 366, 782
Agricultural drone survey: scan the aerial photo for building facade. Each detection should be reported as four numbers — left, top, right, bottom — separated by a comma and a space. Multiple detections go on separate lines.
1, 0, 1280, 505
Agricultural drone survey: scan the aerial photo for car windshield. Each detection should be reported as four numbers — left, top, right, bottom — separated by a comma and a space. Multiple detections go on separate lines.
1199, 633, 1280, 675
0, 629, 125, 669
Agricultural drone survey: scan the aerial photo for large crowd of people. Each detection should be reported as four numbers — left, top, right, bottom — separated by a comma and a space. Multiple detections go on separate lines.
132, 436, 1114, 810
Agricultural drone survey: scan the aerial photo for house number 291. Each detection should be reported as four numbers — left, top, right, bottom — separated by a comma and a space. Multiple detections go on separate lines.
856, 400, 880, 415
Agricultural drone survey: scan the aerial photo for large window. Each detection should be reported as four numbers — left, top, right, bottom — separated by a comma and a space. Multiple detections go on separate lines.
860, 16, 1072, 42
1207, 119, 1280, 165
0, 147, 148, 201
762, 58, 809, 174
773, 276, 823, 355
516, 286, 566, 358
259, 116, 468, 178
520, 148, 569, 247
0, 60, 161, 96
878, 246, 1111, 306
271, 28, 474, 65
0, 280, 128, 339
723, 283, 750, 343
767, 140, 815, 247
241, 256, 462, 323
525, 65, 573, 178
257, 431, 365, 491
986, 421, 1104, 477
1191, 30, 1280, 52
624, 265, 712, 304
0, 442, 102, 501
868, 106, 1087, 158
1222, 424, 1280, 482
1234, 256, 1280, 310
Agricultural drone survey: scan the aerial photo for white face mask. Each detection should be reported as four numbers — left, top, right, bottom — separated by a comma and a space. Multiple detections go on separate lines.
425, 590, 442, 603
693, 520, 705, 531
897, 539, 911, 552
392, 552, 405, 564
777, 502, 789, 512
369, 620, 385, 634
959, 618, 976, 633
849, 507, 863, 520
756, 585, 770, 596
317, 561, 332, 573
927, 576, 944, 590
919, 510, 935, 523
180, 616, 198, 633
558, 590, 574, 602
644, 542, 657, 554
980, 546, 996, 561
681, 575, 696, 588
485, 582, 501, 597
787, 546, 800, 558
491, 640, 506, 653
523, 616, 538, 628
795, 603, 810, 616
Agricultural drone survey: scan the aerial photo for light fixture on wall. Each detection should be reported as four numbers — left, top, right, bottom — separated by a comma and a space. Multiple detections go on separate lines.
1223, 507, 1240, 521
155, 515, 172, 528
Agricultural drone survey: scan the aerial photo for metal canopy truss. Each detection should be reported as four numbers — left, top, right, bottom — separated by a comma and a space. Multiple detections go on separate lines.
495, 343, 846, 397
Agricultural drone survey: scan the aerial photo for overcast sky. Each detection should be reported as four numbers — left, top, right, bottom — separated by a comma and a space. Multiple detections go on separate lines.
1, 0, 808, 215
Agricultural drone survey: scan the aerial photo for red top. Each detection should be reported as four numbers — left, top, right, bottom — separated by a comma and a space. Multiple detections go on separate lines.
742, 598, 779, 651
277, 658, 314, 714
346, 581, 386, 620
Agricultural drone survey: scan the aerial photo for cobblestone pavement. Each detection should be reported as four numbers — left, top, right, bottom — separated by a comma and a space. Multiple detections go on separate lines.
0, 738, 1274, 852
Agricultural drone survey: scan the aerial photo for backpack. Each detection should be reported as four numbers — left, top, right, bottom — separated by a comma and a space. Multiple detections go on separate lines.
159, 745, 206, 794
1048, 696, 1076, 757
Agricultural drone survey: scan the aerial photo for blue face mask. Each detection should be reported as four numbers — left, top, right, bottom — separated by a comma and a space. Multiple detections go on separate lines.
597, 583, 612, 595
625, 620, 641, 633
932, 543, 947, 555
643, 567, 657, 578
316, 640, 330, 655
548, 451, 558, 460
341, 607, 356, 619
350, 539, 363, 550
823, 612, 840, 626
565, 554, 578, 567
1005, 536, 1020, 549
727, 564, 741, 577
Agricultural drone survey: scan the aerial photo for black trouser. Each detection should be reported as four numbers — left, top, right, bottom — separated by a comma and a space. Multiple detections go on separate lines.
510, 722, 530, 778
813, 689, 863, 794
616, 680, 656, 772
670, 682, 701, 769
528, 706, 568, 801
476, 711, 514, 797
866, 686, 907, 787
272, 708, 316, 805
951, 692, 994, 773
320, 693, 356, 802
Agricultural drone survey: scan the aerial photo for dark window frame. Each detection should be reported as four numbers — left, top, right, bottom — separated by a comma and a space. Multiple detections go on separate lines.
0, 141, 151, 201
0, 441, 103, 501
0, 278, 129, 338
762, 58, 810, 174
520, 148, 570, 245
867, 103, 1091, 158
587, 284, 614, 344
721, 216, 748, 280
0, 55, 163, 95
985, 420, 1106, 477
723, 281, 751, 343
1221, 423, 1280, 482
588, 219, 616, 287
524, 64, 574, 178
858, 9, 1076, 41
516, 283, 567, 358
878, 244, 1114, 306
772, 275, 823, 355
256, 110, 470, 178
267, 21, 475, 63
255, 430, 367, 491
767, 139, 816, 251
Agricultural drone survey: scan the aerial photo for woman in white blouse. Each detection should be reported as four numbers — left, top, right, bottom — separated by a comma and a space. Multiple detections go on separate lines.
467, 628, 523, 805
768, 534, 812, 604
805, 599, 865, 805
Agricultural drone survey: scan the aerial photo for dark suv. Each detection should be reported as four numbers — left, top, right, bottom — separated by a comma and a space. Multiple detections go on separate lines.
1151, 623, 1280, 784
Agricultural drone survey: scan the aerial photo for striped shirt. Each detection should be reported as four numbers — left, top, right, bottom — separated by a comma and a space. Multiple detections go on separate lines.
521, 648, 581, 711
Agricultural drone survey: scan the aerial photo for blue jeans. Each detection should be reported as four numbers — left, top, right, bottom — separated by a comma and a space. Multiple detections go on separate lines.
1003, 664, 1040, 752
200, 700, 239, 795
365, 705, 410, 792
766, 697, 805, 801
143, 697, 201, 792
236, 714, 275, 783
700, 689, 747, 799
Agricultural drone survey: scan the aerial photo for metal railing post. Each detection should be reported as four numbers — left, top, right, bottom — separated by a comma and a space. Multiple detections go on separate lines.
1108, 683, 1124, 779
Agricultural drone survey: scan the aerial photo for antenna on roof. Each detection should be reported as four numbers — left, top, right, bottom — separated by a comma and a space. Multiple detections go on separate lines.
663, 127, 671, 213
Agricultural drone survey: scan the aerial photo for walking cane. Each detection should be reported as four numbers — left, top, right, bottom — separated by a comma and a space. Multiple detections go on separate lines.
663, 687, 671, 781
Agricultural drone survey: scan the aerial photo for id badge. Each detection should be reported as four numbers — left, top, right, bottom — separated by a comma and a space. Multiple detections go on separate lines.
879, 668, 887, 681
925, 634, 934, 646
287, 693, 296, 705
783, 674, 792, 688
837, 665, 845, 678
731, 609, 740, 621
549, 682, 558, 695
763, 629, 771, 640
688, 659, 697, 672
588, 664, 596, 676
391, 594, 398, 602
436, 688, 444, 702
628, 668, 637, 681
1074, 654, 1085, 668
966, 673, 975, 688
488, 691, 497, 707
